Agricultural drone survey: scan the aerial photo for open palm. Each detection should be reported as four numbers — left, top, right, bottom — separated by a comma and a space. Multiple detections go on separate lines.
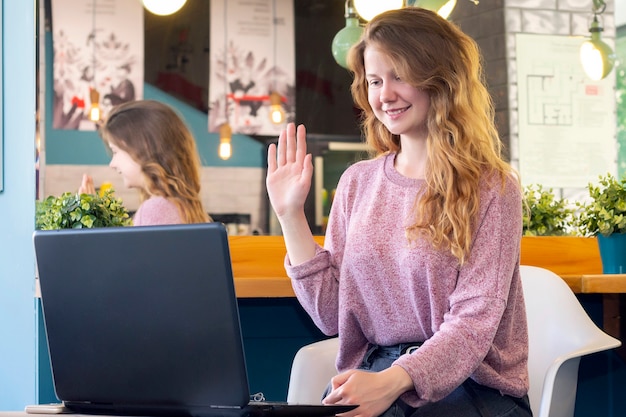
266, 123, 313, 219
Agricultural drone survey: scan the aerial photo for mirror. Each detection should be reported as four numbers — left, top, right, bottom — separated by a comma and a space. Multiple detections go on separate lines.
39, 0, 364, 235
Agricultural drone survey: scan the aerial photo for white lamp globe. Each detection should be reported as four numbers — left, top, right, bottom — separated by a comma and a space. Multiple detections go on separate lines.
353, 0, 403, 21
142, 0, 187, 16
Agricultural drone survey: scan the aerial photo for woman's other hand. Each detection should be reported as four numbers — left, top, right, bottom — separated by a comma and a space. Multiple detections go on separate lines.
323, 367, 414, 417
78, 174, 96, 195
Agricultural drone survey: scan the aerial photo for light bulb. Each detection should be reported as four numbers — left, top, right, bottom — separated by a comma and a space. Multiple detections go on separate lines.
89, 106, 101, 122
89, 88, 101, 122
219, 140, 232, 160
353, 0, 403, 21
219, 123, 232, 160
269, 92, 285, 124
579, 17, 615, 81
142, 0, 187, 16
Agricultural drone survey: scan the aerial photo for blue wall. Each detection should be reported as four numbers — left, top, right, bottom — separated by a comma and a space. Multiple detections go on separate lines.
0, 0, 38, 410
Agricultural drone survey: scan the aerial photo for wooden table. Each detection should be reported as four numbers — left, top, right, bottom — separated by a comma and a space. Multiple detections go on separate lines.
563, 274, 626, 356
230, 235, 613, 297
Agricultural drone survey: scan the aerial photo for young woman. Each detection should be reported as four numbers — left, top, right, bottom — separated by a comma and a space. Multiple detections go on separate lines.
266, 7, 531, 417
80, 100, 210, 225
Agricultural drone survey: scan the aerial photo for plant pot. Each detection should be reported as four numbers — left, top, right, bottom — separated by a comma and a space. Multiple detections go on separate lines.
597, 233, 626, 274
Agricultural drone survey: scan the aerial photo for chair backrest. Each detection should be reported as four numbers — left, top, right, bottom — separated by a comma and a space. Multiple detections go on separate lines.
287, 266, 621, 417
519, 265, 620, 417
287, 337, 340, 404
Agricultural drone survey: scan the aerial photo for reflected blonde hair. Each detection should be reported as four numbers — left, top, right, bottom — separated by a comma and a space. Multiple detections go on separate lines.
99, 100, 210, 224
347, 7, 517, 264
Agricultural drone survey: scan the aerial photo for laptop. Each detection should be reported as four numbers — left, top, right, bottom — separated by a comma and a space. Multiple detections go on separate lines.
33, 222, 355, 417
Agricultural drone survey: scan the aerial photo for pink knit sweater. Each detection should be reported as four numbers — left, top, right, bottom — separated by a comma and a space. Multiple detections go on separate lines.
286, 153, 528, 407
132, 196, 182, 226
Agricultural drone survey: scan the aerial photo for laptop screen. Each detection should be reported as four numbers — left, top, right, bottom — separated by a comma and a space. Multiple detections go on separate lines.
34, 223, 251, 411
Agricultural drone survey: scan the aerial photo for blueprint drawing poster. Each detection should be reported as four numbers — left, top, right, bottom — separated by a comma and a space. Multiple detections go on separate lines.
516, 33, 616, 188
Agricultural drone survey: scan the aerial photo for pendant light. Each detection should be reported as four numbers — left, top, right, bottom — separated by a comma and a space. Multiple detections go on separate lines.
89, 88, 100, 122
269, 91, 285, 124
331, 0, 364, 69
579, 0, 615, 81
142, 0, 187, 16
269, 0, 285, 124
219, 122, 232, 160
88, 0, 100, 123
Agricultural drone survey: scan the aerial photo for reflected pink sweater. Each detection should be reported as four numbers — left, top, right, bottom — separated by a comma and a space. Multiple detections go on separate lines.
133, 196, 182, 226
286, 153, 528, 407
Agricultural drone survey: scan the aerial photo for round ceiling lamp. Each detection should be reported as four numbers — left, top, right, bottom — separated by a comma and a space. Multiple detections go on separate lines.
579, 21, 615, 81
142, 0, 187, 16
579, 1, 615, 81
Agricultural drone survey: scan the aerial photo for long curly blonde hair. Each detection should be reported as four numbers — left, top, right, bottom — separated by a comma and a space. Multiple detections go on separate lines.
347, 7, 517, 264
99, 100, 210, 224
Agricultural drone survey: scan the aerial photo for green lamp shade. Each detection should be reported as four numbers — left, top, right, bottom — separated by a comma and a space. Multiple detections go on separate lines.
331, 17, 364, 69
580, 36, 615, 81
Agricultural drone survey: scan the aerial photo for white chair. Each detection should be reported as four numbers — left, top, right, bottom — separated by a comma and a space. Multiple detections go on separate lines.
287, 337, 340, 404
520, 265, 620, 417
286, 265, 621, 417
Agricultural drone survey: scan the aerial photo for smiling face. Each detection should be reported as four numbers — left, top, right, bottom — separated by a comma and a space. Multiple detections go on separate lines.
364, 47, 431, 141
108, 142, 145, 190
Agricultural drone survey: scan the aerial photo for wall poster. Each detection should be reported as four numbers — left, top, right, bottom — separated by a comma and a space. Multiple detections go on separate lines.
51, 0, 144, 131
516, 33, 617, 188
208, 0, 295, 136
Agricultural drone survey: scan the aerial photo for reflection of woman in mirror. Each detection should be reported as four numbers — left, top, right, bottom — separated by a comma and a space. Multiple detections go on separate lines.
79, 100, 210, 225
104, 63, 136, 106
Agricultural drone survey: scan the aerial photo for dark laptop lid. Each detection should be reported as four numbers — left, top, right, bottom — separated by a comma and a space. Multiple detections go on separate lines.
34, 223, 251, 412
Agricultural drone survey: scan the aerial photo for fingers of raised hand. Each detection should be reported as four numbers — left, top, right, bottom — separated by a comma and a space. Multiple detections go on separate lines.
275, 123, 307, 167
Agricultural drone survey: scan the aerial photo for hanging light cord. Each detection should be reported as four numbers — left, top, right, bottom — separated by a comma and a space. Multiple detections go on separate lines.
591, 0, 606, 15
92, 0, 96, 87
223, 1, 228, 124
273, 0, 277, 93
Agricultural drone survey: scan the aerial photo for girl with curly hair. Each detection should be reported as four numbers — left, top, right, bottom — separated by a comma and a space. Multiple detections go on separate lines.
266, 7, 530, 417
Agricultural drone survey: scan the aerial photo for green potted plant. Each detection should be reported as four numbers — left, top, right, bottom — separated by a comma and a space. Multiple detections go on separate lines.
36, 189, 132, 230
575, 173, 626, 273
523, 184, 574, 236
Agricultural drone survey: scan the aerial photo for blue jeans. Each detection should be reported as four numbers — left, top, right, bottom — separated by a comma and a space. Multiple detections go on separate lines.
325, 344, 533, 417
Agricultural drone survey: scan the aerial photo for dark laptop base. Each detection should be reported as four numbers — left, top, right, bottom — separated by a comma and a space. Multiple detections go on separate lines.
64, 401, 355, 417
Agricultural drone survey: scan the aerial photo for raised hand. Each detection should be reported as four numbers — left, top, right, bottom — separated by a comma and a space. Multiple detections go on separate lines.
266, 123, 316, 265
266, 123, 313, 220
78, 174, 96, 195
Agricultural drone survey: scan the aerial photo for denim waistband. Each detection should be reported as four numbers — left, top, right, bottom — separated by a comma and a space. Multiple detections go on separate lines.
368, 342, 424, 358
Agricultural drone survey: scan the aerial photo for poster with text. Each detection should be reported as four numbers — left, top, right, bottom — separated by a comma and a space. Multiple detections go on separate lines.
51, 0, 144, 130
208, 0, 295, 136
516, 33, 617, 188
